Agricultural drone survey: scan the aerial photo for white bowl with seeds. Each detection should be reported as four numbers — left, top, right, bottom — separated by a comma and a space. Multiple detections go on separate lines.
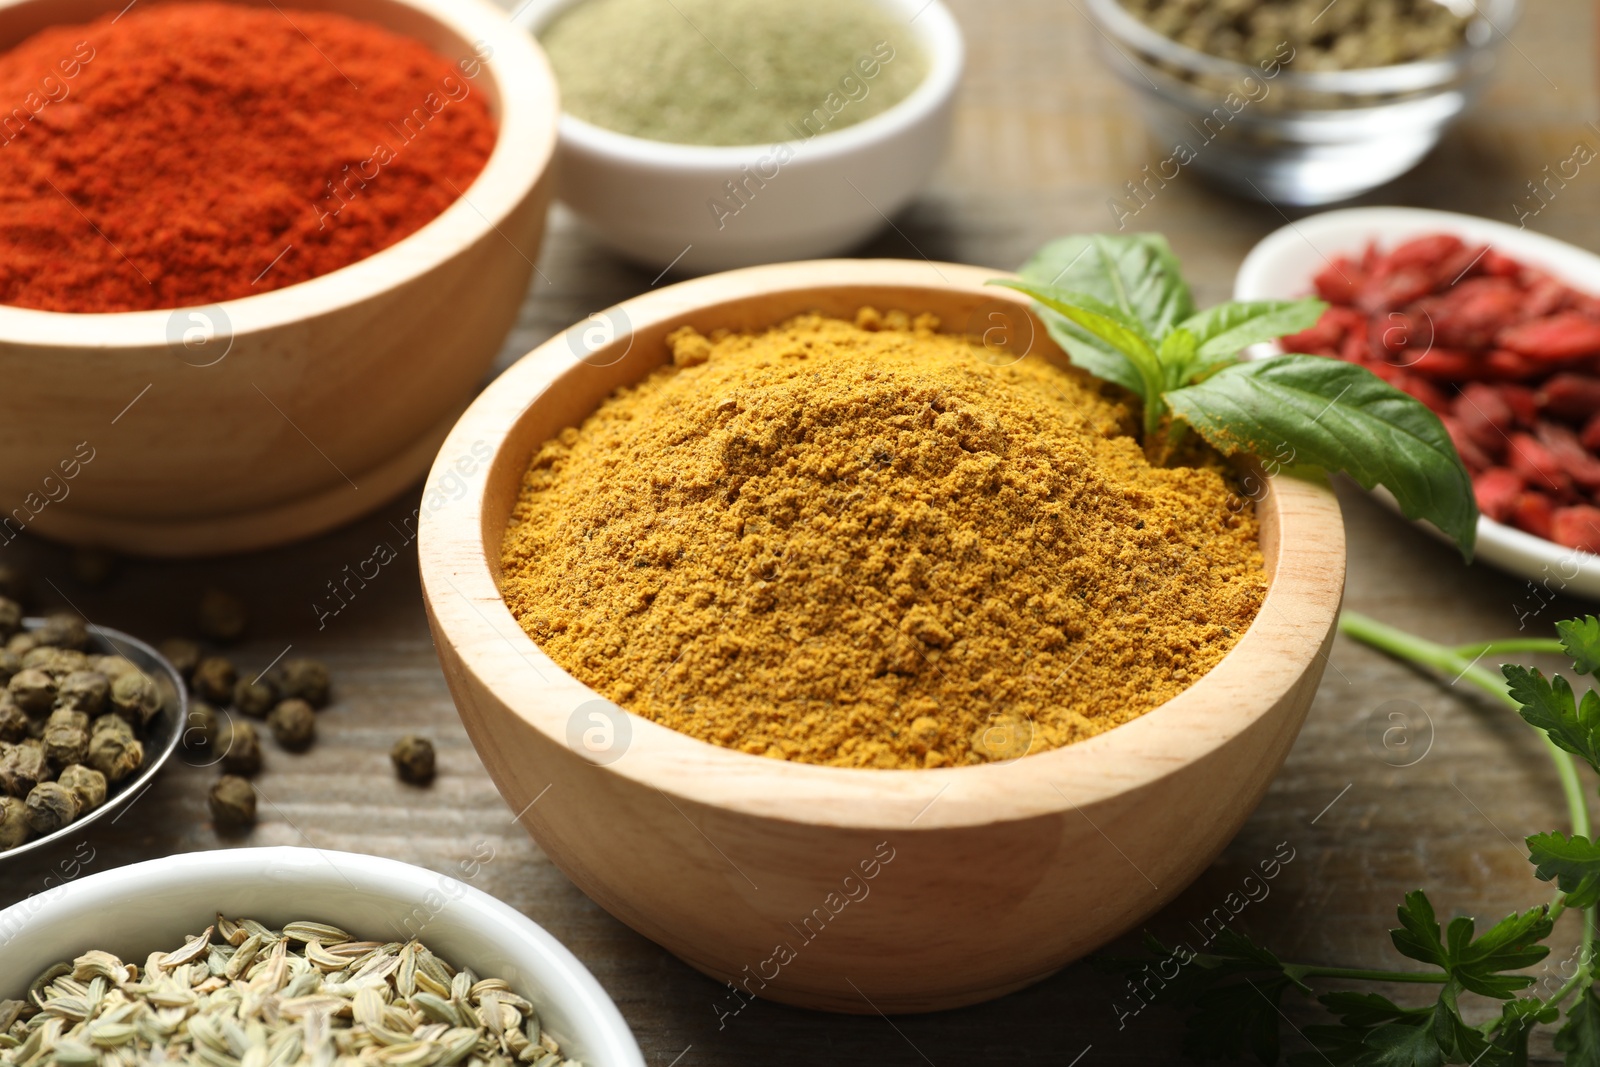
0, 847, 643, 1066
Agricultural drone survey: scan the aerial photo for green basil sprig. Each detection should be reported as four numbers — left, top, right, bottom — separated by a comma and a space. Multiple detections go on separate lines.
990, 233, 1478, 559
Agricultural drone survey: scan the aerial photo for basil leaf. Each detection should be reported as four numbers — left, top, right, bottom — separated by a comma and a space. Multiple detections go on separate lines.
1017, 233, 1195, 339
1163, 356, 1478, 559
1158, 327, 1198, 390
991, 281, 1165, 425
1178, 298, 1328, 372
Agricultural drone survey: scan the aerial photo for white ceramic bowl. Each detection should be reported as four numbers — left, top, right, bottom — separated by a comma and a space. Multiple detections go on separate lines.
514, 0, 963, 273
0, 847, 644, 1067
1236, 205, 1600, 600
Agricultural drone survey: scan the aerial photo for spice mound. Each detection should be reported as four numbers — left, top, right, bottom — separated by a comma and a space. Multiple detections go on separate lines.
500, 311, 1267, 769
0, 2, 497, 313
3, 918, 580, 1066
1119, 0, 1471, 70
540, 0, 927, 146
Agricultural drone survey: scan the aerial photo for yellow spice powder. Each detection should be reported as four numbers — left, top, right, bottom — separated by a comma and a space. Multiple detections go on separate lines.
499, 310, 1267, 769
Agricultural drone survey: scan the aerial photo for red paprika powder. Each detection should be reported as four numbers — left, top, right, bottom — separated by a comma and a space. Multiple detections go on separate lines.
0, 2, 498, 313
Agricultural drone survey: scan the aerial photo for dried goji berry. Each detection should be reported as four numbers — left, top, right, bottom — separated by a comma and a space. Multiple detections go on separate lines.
1314, 258, 1364, 305
1357, 267, 1436, 316
1473, 467, 1523, 522
1498, 383, 1540, 426
1508, 432, 1573, 494
1371, 311, 1435, 356
1340, 332, 1370, 366
1522, 275, 1573, 319
1498, 313, 1600, 362
1482, 249, 1524, 277
1434, 243, 1490, 288
1584, 412, 1600, 452
1419, 277, 1523, 349
1513, 490, 1555, 539
1453, 383, 1514, 455
1395, 374, 1450, 414
1387, 234, 1464, 271
1551, 505, 1600, 553
1407, 348, 1483, 381
1483, 349, 1544, 380
1441, 414, 1494, 472
1537, 374, 1600, 422
1536, 422, 1600, 489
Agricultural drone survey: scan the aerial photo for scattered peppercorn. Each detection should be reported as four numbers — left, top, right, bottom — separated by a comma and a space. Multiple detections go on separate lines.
232, 677, 278, 719
197, 588, 248, 644
208, 775, 257, 829
267, 700, 316, 752
184, 700, 220, 751
192, 657, 238, 704
391, 736, 436, 785
219, 721, 262, 777
275, 659, 331, 709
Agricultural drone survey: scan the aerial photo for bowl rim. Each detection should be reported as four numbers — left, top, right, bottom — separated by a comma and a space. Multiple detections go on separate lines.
0, 0, 559, 342
419, 258, 1347, 831
0, 618, 185, 865
514, 0, 964, 167
1081, 0, 1522, 96
0, 845, 647, 1067
1234, 204, 1600, 599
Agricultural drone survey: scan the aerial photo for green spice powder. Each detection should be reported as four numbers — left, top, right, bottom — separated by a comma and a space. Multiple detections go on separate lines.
540, 0, 929, 146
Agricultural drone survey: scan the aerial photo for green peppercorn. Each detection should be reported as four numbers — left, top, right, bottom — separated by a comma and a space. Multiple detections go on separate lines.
197, 588, 247, 643
391, 735, 435, 784
267, 699, 315, 751
0, 597, 19, 642
110, 671, 161, 729
33, 613, 88, 651
209, 775, 256, 828
0, 742, 46, 798
192, 656, 237, 704
25, 781, 80, 834
275, 658, 331, 709
7, 669, 54, 716
0, 698, 26, 743
0, 648, 18, 687
219, 721, 262, 777
183, 700, 220, 751
57, 763, 106, 813
93, 655, 140, 681
0, 795, 28, 850
42, 716, 88, 769
158, 638, 201, 682
6, 632, 37, 656
86, 728, 142, 784
56, 670, 109, 715
232, 677, 277, 719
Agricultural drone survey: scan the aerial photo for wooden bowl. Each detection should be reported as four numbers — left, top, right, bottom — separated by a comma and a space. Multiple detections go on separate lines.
419, 260, 1347, 1013
0, 0, 558, 557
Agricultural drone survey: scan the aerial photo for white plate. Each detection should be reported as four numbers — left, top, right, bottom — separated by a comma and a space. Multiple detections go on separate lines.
1235, 205, 1600, 601
0, 847, 645, 1067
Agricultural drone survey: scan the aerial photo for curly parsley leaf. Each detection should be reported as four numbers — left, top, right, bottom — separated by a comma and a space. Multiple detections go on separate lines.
1164, 358, 1477, 558
1527, 832, 1600, 908
1558, 616, 1600, 676
1504, 665, 1600, 774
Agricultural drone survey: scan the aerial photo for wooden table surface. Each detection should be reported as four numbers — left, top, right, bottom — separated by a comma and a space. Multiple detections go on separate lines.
3, 0, 1597, 1063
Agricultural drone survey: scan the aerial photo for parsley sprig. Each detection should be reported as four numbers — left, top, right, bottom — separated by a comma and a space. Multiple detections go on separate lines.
1108, 613, 1600, 1066
991, 234, 1478, 558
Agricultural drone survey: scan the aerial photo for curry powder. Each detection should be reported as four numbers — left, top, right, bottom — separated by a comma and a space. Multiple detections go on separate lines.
500, 311, 1267, 769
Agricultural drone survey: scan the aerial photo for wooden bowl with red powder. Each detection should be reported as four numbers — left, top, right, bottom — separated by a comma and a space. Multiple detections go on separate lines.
417, 259, 1348, 1013
0, 0, 558, 556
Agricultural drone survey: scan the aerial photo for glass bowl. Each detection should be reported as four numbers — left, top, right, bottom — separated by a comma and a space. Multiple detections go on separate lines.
1082, 0, 1522, 205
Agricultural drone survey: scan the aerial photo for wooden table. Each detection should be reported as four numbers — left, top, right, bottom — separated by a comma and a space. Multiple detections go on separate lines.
2, 0, 1596, 1062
